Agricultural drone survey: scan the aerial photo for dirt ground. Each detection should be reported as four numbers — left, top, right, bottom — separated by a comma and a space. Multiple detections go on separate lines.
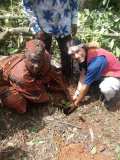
0, 82, 120, 160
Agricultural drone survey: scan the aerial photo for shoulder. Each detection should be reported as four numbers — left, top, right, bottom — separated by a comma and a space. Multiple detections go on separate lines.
88, 56, 107, 70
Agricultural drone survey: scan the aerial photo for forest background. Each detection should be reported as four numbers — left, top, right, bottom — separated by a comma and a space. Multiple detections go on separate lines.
0, 0, 120, 57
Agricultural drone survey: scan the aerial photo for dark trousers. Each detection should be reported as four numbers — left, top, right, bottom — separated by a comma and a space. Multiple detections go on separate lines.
42, 32, 73, 78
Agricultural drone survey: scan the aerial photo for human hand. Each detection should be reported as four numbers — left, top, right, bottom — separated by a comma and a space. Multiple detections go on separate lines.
74, 97, 81, 106
35, 31, 45, 41
73, 94, 77, 101
72, 90, 81, 106
71, 24, 77, 36
72, 89, 80, 101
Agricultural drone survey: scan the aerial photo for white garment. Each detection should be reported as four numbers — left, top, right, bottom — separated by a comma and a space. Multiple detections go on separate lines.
99, 77, 120, 101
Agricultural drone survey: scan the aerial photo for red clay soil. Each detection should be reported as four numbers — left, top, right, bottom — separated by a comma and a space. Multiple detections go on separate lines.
58, 143, 112, 160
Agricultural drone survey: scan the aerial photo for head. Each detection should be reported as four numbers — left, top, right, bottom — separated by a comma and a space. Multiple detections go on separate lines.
68, 40, 87, 63
25, 39, 45, 76
68, 40, 100, 63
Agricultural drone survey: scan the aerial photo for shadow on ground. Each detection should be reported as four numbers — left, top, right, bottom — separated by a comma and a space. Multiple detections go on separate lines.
0, 146, 28, 160
0, 91, 66, 141
0, 100, 57, 140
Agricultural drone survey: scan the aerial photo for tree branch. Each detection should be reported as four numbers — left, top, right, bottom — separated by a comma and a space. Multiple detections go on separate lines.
0, 27, 33, 42
0, 15, 26, 20
78, 31, 120, 38
0, 27, 33, 39
8, 27, 31, 34
0, 27, 120, 42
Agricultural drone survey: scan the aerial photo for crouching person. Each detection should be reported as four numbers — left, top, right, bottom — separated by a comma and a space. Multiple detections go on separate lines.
66, 41, 120, 113
0, 39, 71, 113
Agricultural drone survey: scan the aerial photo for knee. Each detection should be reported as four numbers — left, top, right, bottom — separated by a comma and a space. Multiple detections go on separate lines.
99, 83, 116, 101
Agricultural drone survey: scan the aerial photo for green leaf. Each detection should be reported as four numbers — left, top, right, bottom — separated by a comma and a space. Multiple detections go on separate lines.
114, 18, 120, 22
29, 127, 38, 133
84, 9, 90, 16
91, 146, 97, 155
115, 47, 120, 57
109, 39, 114, 49
19, 35, 24, 44
4, 18, 9, 24
103, 0, 108, 6
115, 145, 120, 160
32, 139, 45, 144
61, 100, 70, 108
8, 48, 18, 54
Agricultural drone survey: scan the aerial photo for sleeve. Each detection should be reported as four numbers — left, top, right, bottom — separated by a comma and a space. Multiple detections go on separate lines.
70, 0, 79, 24
84, 56, 108, 85
22, 0, 41, 34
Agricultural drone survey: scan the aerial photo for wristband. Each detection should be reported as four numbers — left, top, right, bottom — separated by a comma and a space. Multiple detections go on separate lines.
75, 89, 80, 96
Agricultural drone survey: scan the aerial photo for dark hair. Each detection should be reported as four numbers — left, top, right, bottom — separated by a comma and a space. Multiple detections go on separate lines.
67, 39, 81, 48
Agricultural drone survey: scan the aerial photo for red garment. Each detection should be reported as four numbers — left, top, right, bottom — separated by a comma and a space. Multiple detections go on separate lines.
87, 48, 120, 78
0, 53, 66, 113
1, 86, 27, 113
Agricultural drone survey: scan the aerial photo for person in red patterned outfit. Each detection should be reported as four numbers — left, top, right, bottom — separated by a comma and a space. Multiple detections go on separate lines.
0, 39, 71, 113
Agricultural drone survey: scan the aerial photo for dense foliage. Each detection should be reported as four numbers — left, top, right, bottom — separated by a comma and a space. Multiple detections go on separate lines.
0, 0, 120, 57
0, 0, 28, 55
77, 9, 120, 56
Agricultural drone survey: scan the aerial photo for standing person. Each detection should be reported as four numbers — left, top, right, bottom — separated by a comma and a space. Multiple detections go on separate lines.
0, 39, 71, 113
65, 41, 120, 114
22, 0, 78, 78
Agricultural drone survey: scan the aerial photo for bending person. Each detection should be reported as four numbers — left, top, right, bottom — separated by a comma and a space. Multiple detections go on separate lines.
0, 39, 71, 113
66, 41, 120, 113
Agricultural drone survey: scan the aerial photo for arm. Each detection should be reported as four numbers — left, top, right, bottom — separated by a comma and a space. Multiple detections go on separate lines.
74, 83, 90, 106
64, 56, 107, 114
74, 56, 108, 106
73, 69, 86, 100
22, 0, 41, 34
73, 69, 90, 106
63, 81, 89, 115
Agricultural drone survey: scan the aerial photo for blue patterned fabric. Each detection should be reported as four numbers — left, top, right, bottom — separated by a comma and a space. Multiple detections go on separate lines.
23, 0, 78, 37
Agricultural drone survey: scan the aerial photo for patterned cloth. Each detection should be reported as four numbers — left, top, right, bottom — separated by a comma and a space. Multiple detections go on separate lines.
0, 53, 67, 113
23, 0, 78, 37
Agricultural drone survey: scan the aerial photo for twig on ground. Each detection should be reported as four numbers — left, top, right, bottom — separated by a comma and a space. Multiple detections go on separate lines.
89, 127, 94, 142
45, 118, 82, 130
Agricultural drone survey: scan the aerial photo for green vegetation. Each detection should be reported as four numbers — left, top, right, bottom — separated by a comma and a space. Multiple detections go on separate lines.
0, 0, 28, 55
77, 9, 120, 56
0, 0, 120, 57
